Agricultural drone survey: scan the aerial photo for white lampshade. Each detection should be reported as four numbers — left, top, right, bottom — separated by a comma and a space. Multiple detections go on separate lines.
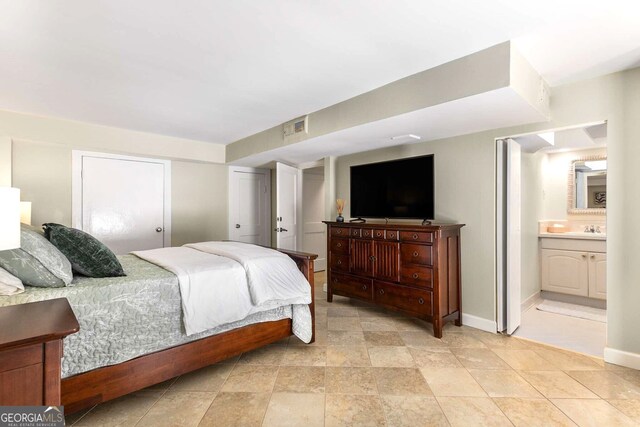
0, 187, 21, 250
20, 201, 32, 225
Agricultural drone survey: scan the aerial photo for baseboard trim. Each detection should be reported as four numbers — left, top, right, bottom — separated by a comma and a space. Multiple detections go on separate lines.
604, 347, 640, 370
462, 313, 497, 333
521, 291, 542, 312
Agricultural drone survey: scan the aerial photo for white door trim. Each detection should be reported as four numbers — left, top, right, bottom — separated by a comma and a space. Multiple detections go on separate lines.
228, 166, 271, 247
72, 150, 172, 248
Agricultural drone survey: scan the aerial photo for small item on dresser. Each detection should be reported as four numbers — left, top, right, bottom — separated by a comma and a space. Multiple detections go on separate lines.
336, 199, 345, 222
43, 223, 126, 278
546, 224, 567, 233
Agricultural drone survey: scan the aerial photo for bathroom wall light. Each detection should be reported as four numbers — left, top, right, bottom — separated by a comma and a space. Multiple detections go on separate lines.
538, 132, 555, 146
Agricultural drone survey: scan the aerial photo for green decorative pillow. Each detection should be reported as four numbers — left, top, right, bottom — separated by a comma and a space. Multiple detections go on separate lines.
43, 223, 125, 278
0, 248, 66, 288
0, 224, 73, 287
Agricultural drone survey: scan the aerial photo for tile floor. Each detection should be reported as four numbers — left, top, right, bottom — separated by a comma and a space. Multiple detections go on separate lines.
66, 272, 640, 426
514, 304, 607, 357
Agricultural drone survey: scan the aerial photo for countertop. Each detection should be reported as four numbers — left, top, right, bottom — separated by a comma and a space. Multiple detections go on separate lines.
539, 232, 606, 241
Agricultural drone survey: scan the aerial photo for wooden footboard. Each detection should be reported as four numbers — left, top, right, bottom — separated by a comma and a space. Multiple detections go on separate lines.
62, 249, 317, 414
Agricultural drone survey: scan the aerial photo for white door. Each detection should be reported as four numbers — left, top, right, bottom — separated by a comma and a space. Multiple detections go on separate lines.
506, 138, 522, 334
302, 168, 326, 271
73, 152, 171, 254
276, 162, 301, 250
228, 167, 270, 246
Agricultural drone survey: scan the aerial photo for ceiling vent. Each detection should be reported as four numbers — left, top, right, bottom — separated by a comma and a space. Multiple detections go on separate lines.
283, 115, 309, 138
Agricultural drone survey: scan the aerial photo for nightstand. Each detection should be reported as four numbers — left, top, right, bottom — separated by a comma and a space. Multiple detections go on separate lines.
0, 298, 79, 405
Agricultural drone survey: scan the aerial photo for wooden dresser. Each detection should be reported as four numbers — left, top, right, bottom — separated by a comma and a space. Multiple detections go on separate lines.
0, 298, 79, 406
324, 221, 464, 338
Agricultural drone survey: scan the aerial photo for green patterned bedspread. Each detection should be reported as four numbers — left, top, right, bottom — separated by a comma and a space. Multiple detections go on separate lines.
0, 255, 293, 378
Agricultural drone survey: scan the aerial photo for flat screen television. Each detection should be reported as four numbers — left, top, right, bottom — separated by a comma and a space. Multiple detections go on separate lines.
350, 155, 434, 220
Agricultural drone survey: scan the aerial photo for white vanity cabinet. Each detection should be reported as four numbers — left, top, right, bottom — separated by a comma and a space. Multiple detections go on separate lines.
540, 237, 606, 300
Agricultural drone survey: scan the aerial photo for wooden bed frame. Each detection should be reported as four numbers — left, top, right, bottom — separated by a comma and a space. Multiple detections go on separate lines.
61, 249, 317, 414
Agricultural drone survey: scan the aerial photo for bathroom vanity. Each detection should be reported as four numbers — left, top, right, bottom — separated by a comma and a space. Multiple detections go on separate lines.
539, 232, 606, 300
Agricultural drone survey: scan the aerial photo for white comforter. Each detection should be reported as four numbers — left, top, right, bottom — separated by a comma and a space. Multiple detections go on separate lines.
132, 242, 312, 341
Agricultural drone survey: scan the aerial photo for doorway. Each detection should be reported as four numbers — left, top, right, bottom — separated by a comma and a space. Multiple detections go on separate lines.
302, 167, 327, 271
72, 151, 171, 254
228, 166, 271, 246
497, 122, 608, 357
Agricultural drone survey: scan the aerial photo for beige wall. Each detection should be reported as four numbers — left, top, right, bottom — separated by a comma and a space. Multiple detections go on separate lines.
171, 161, 229, 246
608, 67, 640, 358
10, 139, 229, 246
0, 109, 225, 164
0, 136, 10, 186
336, 133, 497, 321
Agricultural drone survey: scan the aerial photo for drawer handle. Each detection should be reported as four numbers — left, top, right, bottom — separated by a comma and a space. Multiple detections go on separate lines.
369, 255, 376, 262
376, 231, 382, 237
337, 229, 342, 234
337, 260, 342, 265
412, 273, 419, 279
413, 251, 419, 257
582, 254, 587, 258
337, 242, 342, 248
362, 285, 368, 291
412, 233, 419, 240
333, 277, 338, 283
379, 289, 385, 295
389, 233, 395, 238
418, 297, 425, 305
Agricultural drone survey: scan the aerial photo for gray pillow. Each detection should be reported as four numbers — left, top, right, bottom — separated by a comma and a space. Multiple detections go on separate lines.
0, 224, 73, 287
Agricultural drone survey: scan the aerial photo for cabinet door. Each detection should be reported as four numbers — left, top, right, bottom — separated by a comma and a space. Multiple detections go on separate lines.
541, 249, 588, 296
351, 239, 374, 277
588, 253, 607, 300
374, 241, 399, 282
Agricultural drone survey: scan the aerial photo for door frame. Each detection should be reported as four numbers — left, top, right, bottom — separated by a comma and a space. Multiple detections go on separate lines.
227, 166, 271, 247
71, 150, 172, 248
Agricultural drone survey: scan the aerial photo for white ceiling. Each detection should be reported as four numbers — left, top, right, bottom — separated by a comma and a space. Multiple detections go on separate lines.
1, 0, 638, 146
234, 86, 547, 167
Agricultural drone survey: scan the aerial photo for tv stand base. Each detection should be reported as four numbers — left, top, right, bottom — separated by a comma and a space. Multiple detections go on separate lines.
349, 218, 367, 223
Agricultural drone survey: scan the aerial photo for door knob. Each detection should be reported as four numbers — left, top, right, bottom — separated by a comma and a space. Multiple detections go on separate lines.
235, 224, 241, 229
156, 227, 163, 232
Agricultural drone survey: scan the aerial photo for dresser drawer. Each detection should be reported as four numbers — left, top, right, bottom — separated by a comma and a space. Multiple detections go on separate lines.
330, 253, 350, 272
331, 273, 373, 301
331, 238, 350, 254
385, 230, 399, 240
331, 227, 349, 237
400, 265, 433, 288
401, 243, 433, 266
373, 281, 432, 316
361, 229, 374, 239
350, 228, 362, 238
0, 343, 42, 372
400, 231, 434, 243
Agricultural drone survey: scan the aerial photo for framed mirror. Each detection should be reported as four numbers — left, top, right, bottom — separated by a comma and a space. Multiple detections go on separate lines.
568, 155, 606, 215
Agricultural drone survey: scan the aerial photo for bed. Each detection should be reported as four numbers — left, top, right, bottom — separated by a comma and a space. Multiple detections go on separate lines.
0, 245, 316, 414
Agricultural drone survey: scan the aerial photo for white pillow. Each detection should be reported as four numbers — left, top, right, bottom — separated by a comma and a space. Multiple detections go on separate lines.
0, 266, 25, 296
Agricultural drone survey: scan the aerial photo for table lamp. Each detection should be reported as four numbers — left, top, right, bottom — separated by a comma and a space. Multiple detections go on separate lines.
0, 187, 21, 250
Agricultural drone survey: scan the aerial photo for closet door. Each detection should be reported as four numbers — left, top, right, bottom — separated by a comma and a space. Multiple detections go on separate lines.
74, 152, 170, 254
